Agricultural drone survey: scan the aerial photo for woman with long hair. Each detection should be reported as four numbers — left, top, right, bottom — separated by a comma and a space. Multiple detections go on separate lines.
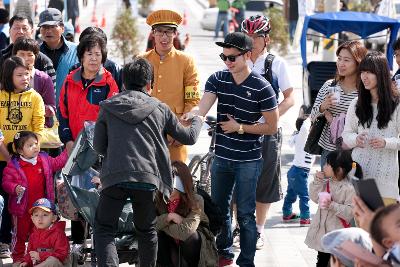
342, 51, 400, 204
155, 161, 217, 267
311, 40, 367, 168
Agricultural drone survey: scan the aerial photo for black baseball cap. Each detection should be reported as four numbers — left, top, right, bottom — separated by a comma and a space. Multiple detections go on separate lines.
216, 32, 253, 51
38, 8, 62, 27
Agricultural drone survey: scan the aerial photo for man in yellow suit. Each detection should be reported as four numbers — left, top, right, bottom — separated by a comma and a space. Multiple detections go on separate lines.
141, 9, 200, 162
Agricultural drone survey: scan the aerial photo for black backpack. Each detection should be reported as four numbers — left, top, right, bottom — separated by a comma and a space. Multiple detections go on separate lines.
196, 187, 223, 236
262, 53, 280, 101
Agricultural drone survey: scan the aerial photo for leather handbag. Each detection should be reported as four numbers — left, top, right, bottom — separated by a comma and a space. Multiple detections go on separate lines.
304, 115, 326, 155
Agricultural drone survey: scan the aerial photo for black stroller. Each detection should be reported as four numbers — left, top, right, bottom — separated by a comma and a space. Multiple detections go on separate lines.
57, 122, 138, 266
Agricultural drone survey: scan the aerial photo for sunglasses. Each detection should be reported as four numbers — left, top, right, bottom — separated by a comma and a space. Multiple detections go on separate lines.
219, 51, 246, 62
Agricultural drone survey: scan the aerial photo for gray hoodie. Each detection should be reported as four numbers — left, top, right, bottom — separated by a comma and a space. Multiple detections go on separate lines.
93, 90, 202, 197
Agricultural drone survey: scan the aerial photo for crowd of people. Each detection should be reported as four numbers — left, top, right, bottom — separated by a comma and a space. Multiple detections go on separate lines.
0, 1, 396, 267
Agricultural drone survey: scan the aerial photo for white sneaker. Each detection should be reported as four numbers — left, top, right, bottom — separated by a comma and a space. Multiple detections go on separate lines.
0, 243, 10, 258
256, 232, 264, 250
232, 227, 240, 247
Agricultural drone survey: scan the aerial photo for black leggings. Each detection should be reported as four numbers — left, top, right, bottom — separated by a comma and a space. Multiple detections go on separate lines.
316, 251, 331, 267
157, 231, 201, 267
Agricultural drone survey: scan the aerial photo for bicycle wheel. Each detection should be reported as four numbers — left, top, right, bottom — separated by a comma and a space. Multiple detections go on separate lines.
200, 156, 213, 195
189, 155, 202, 180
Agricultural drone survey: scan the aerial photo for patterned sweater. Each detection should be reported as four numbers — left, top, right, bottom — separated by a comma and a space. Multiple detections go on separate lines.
342, 98, 400, 199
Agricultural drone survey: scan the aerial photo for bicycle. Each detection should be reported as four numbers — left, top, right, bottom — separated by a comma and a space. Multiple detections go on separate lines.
188, 115, 217, 195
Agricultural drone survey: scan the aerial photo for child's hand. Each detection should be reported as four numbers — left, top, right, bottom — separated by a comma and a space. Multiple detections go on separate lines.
29, 251, 40, 262
19, 262, 28, 267
166, 213, 183, 224
315, 171, 325, 180
15, 185, 24, 195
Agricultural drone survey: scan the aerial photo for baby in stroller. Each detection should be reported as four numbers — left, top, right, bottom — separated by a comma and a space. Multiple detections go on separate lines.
56, 122, 138, 266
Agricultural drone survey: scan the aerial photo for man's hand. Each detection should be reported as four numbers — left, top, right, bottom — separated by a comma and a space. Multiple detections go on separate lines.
219, 115, 240, 134
29, 251, 40, 262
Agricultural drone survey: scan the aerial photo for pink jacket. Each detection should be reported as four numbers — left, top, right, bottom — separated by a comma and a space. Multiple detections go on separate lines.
2, 150, 68, 217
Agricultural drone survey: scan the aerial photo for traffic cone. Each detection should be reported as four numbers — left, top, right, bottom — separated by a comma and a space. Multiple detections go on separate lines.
75, 23, 81, 33
91, 10, 98, 23
101, 13, 106, 28
182, 10, 187, 26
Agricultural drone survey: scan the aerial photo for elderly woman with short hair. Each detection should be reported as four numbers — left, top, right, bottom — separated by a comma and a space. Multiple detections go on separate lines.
57, 33, 119, 247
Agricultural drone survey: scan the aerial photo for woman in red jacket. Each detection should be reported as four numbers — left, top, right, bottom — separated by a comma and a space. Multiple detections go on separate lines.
57, 33, 119, 248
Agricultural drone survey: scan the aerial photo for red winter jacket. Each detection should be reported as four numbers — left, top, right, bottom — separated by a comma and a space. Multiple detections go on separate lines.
58, 67, 119, 143
23, 221, 70, 266
2, 150, 68, 217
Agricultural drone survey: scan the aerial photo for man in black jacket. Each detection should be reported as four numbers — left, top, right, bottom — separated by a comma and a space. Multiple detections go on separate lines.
93, 57, 203, 267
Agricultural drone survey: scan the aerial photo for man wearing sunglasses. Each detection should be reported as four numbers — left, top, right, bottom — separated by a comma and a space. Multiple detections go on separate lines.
182, 32, 279, 267
141, 9, 200, 163
241, 15, 296, 249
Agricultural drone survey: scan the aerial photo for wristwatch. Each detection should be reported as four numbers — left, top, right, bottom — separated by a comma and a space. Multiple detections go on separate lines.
238, 124, 244, 134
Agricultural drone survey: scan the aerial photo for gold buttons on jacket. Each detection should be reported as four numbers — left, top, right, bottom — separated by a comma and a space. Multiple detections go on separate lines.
159, 75, 162, 78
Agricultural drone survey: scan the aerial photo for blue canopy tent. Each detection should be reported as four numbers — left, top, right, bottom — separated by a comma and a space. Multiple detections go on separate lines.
300, 11, 400, 69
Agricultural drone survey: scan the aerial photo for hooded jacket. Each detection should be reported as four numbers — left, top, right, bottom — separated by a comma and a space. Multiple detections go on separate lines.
23, 220, 70, 266
93, 90, 202, 197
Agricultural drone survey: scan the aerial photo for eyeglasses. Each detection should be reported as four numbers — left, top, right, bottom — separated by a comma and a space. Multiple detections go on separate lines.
219, 52, 246, 62
153, 28, 175, 37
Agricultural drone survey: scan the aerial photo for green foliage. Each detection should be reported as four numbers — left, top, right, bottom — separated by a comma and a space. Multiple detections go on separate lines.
348, 1, 372, 12
111, 8, 140, 64
265, 7, 289, 55
139, 0, 153, 8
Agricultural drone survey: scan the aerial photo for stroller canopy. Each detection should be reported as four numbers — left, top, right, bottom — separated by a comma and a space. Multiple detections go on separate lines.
300, 11, 400, 68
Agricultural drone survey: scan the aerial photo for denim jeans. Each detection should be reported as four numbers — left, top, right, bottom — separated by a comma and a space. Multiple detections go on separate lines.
214, 11, 228, 38
211, 157, 262, 267
282, 165, 310, 219
94, 186, 157, 267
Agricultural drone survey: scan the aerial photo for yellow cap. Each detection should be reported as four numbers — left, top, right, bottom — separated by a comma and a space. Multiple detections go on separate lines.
146, 9, 182, 28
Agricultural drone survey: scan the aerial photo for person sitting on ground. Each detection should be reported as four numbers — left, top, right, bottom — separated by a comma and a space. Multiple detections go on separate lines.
305, 150, 363, 266
19, 198, 69, 267
155, 161, 218, 267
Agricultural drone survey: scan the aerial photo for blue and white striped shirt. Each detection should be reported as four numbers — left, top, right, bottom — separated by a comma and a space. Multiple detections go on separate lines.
205, 70, 277, 161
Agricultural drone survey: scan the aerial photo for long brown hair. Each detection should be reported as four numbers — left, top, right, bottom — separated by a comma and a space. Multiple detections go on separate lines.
156, 161, 199, 217
334, 40, 367, 82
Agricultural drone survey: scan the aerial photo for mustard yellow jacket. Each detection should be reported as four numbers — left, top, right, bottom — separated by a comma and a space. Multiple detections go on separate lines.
141, 47, 201, 116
